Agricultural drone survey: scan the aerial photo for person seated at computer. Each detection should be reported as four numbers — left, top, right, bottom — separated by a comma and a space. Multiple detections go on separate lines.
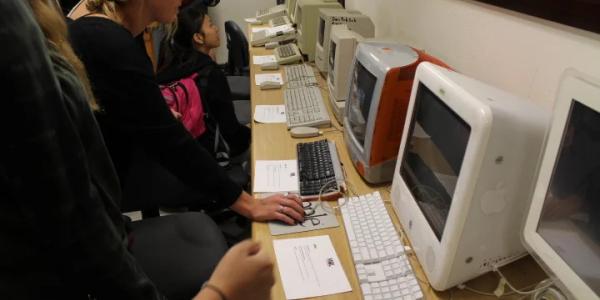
1, 1, 274, 299
156, 0, 251, 167
67, 0, 304, 225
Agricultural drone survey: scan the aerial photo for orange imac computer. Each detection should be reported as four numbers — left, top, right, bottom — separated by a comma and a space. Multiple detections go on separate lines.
343, 41, 450, 184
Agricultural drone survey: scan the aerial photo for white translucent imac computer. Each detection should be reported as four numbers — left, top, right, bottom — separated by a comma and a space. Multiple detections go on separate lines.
295, 0, 342, 61
390, 62, 550, 290
343, 42, 450, 184
327, 24, 368, 122
523, 69, 600, 299
315, 9, 374, 74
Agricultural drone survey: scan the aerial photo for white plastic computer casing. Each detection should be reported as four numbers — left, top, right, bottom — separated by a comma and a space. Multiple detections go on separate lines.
390, 62, 549, 290
287, 0, 298, 21
343, 41, 419, 184
315, 9, 374, 74
295, 0, 342, 61
256, 4, 287, 23
327, 25, 366, 123
522, 69, 600, 300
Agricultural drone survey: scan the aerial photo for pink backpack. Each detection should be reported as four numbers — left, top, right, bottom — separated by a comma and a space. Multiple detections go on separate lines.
160, 73, 206, 138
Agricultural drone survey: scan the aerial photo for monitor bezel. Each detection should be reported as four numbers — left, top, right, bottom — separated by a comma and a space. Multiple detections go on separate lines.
317, 15, 326, 47
344, 45, 385, 156
523, 69, 600, 299
391, 62, 493, 273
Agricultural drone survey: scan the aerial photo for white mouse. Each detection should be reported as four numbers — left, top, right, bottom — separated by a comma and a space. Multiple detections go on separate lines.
260, 61, 279, 70
259, 81, 282, 90
290, 126, 320, 138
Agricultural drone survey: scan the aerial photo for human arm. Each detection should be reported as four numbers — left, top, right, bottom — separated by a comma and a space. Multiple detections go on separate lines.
1, 4, 164, 299
193, 240, 275, 300
230, 191, 305, 225
69, 19, 243, 208
68, 19, 303, 222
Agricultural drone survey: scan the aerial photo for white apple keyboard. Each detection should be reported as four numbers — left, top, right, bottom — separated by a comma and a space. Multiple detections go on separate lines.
340, 192, 424, 300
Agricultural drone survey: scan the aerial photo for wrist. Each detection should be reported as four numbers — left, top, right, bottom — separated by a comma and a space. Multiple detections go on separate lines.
230, 191, 256, 220
197, 282, 228, 300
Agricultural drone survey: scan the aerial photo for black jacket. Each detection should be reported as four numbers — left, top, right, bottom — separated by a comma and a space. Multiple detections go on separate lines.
0, 2, 163, 298
68, 17, 242, 208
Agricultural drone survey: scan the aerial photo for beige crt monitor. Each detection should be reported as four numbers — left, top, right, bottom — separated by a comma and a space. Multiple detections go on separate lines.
327, 24, 367, 123
523, 69, 600, 299
315, 9, 374, 74
295, 0, 342, 61
287, 0, 298, 22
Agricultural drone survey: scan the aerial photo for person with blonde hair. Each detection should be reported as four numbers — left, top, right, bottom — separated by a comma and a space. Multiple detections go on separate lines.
68, 0, 304, 224
1, 1, 274, 299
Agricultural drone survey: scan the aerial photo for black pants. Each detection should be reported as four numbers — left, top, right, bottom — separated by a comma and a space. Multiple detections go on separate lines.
129, 212, 228, 300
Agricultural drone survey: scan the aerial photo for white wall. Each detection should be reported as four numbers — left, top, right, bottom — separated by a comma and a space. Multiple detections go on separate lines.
344, 0, 600, 108
209, 0, 275, 64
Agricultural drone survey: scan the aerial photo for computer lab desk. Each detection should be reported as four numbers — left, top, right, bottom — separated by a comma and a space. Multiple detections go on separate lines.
248, 34, 547, 300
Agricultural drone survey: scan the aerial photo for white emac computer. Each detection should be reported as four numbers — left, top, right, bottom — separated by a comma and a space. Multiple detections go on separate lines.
523, 69, 600, 299
314, 8, 374, 74
343, 42, 450, 184
390, 62, 550, 290
327, 24, 369, 122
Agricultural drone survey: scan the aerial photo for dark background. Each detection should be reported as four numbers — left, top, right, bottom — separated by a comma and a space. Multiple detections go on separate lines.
473, 0, 600, 34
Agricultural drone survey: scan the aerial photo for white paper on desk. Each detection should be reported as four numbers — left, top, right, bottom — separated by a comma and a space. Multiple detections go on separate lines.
273, 235, 352, 299
244, 17, 258, 23
255, 73, 283, 86
253, 160, 299, 193
254, 105, 286, 123
253, 55, 277, 65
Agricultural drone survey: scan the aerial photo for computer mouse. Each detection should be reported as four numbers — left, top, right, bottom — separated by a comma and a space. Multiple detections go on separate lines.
260, 62, 280, 70
290, 126, 321, 138
259, 81, 282, 90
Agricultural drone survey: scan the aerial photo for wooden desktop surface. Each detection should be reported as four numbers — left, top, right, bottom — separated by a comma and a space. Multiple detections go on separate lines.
248, 34, 547, 300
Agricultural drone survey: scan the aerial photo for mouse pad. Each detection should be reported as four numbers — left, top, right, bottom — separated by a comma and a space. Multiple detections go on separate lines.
269, 201, 339, 236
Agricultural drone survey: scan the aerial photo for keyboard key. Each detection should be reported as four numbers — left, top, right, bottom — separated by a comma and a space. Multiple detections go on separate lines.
340, 192, 424, 300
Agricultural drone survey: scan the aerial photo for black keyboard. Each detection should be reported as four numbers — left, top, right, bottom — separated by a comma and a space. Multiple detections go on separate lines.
297, 139, 345, 198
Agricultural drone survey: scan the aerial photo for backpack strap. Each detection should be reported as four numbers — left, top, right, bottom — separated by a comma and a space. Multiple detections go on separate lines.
194, 64, 231, 167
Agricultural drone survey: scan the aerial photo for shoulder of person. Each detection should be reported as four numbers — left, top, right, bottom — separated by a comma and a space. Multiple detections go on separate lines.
69, 17, 147, 68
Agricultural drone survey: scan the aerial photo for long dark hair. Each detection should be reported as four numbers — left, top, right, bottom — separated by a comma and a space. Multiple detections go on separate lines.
158, 0, 208, 72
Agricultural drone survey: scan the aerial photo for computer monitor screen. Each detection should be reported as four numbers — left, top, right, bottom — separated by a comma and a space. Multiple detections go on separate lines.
328, 40, 337, 85
318, 16, 325, 46
536, 100, 600, 295
400, 83, 471, 240
347, 60, 377, 148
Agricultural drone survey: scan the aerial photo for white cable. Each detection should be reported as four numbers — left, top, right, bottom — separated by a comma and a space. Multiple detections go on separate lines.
457, 283, 517, 297
493, 265, 554, 296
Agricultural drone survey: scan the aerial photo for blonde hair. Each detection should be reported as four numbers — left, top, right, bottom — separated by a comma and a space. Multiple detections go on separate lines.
86, 0, 122, 16
29, 0, 99, 111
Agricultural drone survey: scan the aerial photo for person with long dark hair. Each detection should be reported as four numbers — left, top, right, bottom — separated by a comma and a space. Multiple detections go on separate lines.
157, 1, 250, 164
